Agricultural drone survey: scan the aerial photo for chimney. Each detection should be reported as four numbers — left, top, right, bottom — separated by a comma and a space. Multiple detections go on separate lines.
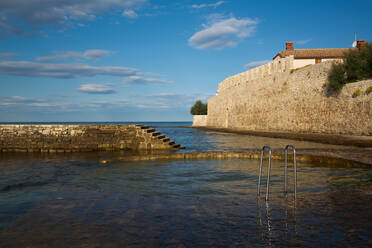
356, 40, 366, 51
286, 42, 294, 51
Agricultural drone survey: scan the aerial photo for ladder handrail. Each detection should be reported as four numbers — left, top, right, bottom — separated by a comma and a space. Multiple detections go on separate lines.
257, 144, 297, 201
257, 145, 272, 201
284, 144, 297, 200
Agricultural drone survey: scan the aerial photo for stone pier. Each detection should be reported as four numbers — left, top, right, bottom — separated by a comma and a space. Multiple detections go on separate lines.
0, 124, 182, 152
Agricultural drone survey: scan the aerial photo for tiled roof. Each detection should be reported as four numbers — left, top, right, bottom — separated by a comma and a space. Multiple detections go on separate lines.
273, 48, 356, 60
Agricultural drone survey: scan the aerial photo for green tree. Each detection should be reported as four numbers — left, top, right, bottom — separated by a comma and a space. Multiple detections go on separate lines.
326, 42, 372, 95
190, 100, 208, 115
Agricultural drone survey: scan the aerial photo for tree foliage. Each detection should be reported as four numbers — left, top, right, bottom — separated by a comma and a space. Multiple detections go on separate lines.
190, 100, 207, 115
326, 43, 372, 95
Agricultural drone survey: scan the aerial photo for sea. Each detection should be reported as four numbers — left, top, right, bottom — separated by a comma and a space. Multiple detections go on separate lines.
0, 121, 371, 247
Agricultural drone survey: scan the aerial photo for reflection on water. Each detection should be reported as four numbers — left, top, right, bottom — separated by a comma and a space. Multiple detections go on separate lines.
0, 155, 371, 247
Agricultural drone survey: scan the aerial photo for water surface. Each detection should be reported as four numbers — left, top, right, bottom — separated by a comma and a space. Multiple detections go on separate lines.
0, 153, 371, 247
0, 123, 370, 247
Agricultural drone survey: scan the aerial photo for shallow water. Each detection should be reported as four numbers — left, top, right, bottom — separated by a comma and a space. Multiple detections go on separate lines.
0, 153, 371, 247
0, 123, 371, 247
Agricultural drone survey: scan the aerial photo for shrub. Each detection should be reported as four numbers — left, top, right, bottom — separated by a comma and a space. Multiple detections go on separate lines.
352, 89, 361, 98
326, 63, 346, 95
326, 43, 372, 95
190, 100, 208, 115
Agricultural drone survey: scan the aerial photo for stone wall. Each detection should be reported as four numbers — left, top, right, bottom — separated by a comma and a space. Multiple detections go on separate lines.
192, 115, 208, 126
217, 56, 294, 94
0, 125, 181, 152
206, 61, 372, 135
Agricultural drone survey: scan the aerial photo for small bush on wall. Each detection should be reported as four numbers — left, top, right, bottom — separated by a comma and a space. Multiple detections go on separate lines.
326, 43, 372, 95
190, 100, 208, 115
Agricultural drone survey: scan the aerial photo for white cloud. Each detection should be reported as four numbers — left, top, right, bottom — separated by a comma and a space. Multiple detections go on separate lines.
122, 9, 138, 18
188, 17, 258, 50
0, 96, 48, 106
0, 92, 214, 114
77, 83, 116, 94
0, 0, 146, 37
244, 60, 270, 68
123, 75, 173, 85
36, 50, 112, 62
0, 52, 18, 59
191, 1, 224, 9
0, 61, 137, 78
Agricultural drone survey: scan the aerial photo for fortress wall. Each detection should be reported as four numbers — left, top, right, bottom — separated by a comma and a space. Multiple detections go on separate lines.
192, 115, 208, 126
206, 62, 372, 135
217, 56, 294, 94
0, 125, 178, 152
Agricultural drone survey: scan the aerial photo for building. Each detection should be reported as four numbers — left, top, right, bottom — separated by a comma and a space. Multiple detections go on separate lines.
273, 40, 366, 69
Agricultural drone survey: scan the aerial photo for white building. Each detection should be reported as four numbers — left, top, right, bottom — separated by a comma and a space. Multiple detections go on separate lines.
273, 41, 366, 69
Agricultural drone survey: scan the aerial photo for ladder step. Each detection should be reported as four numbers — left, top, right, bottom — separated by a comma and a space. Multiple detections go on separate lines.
162, 138, 170, 142
157, 135, 165, 139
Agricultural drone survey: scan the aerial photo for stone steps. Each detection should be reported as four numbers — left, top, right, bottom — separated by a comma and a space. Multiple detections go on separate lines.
136, 125, 183, 150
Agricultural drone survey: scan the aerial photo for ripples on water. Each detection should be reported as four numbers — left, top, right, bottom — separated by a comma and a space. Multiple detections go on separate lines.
0, 122, 371, 247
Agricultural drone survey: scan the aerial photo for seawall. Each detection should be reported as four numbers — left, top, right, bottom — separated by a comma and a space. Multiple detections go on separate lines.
0, 124, 181, 152
192, 115, 208, 126
199, 59, 371, 135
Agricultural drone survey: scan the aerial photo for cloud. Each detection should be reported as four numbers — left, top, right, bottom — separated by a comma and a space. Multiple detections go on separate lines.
0, 0, 146, 37
189, 17, 258, 50
0, 91, 214, 115
123, 75, 173, 85
244, 60, 270, 68
0, 96, 50, 106
122, 9, 138, 18
191, 1, 224, 9
130, 92, 213, 109
77, 83, 116, 94
36, 50, 112, 62
294, 39, 311, 45
0, 52, 18, 59
0, 60, 137, 78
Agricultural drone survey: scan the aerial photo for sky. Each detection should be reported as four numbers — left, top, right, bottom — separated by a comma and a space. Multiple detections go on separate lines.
0, 0, 371, 122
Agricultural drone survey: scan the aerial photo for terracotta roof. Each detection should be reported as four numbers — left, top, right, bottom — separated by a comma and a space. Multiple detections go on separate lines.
273, 48, 356, 60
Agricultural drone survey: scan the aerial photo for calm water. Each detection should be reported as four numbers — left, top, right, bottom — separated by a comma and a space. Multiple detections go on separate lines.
0, 122, 371, 247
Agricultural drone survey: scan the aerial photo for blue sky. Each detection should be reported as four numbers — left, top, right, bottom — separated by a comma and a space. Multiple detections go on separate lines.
0, 0, 371, 122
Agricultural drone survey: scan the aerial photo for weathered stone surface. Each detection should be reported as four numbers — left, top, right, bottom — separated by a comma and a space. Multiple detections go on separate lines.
203, 61, 371, 135
0, 125, 180, 152
192, 115, 208, 127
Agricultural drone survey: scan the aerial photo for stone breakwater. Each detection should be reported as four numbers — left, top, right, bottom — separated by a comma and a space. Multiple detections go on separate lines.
0, 125, 181, 152
100, 150, 371, 167
199, 61, 371, 135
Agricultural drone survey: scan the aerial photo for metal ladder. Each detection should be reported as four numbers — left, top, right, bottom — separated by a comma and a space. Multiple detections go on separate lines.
257, 144, 297, 201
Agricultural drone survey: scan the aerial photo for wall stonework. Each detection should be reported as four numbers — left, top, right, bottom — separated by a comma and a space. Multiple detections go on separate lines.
206, 61, 372, 135
192, 115, 208, 126
0, 125, 180, 152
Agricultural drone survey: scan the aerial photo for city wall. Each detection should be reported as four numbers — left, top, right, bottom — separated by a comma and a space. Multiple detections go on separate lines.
0, 125, 180, 152
196, 58, 372, 135
192, 115, 208, 126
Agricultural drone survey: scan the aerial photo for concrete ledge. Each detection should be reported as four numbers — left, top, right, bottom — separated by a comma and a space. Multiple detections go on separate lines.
100, 148, 372, 167
192, 126, 372, 148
